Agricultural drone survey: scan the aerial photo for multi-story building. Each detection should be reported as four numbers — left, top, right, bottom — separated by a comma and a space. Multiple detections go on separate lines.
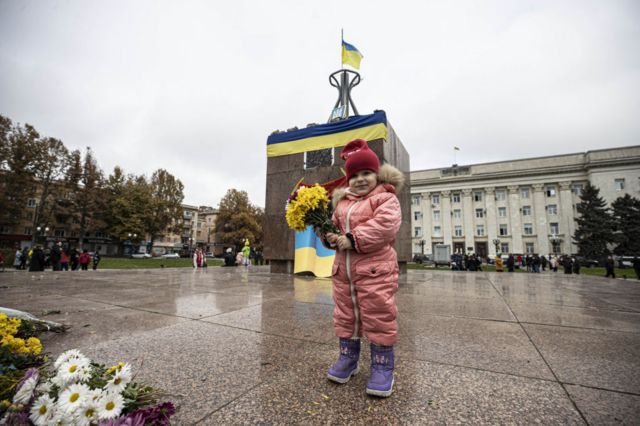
410, 146, 640, 258
153, 205, 218, 255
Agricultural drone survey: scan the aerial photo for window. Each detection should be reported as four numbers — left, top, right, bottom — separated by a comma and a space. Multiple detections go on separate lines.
547, 204, 557, 215
71, 231, 78, 237
615, 178, 625, 191
54, 229, 65, 237
550, 223, 559, 235
499, 224, 508, 236
433, 210, 440, 221
525, 243, 535, 254
453, 209, 462, 219
95, 231, 105, 238
414, 227, 422, 238
475, 208, 484, 218
24, 227, 32, 235
25, 212, 33, 220
452, 193, 461, 203
546, 186, 556, 197
524, 223, 533, 235
412, 195, 422, 205
454, 225, 463, 237
498, 207, 507, 217
414, 211, 422, 221
433, 226, 442, 237
432, 194, 440, 205
522, 205, 531, 216
0, 226, 11, 234
27, 199, 36, 208
185, 211, 192, 218
496, 190, 506, 201
572, 184, 583, 195
501, 243, 509, 254
521, 188, 530, 199
476, 225, 485, 236
473, 191, 483, 202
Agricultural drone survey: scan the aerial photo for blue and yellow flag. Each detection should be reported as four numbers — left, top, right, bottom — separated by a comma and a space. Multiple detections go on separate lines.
342, 39, 363, 69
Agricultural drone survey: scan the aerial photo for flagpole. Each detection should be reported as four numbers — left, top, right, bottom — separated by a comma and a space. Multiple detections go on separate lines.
341, 28, 344, 70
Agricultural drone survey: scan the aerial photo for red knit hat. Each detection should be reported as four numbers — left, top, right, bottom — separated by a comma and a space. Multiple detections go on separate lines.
340, 139, 380, 180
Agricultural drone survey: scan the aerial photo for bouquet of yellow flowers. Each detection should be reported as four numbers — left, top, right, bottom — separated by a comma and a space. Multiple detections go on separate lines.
285, 183, 340, 235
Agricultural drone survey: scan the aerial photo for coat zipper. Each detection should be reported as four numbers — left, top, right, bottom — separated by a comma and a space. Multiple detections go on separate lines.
345, 200, 360, 339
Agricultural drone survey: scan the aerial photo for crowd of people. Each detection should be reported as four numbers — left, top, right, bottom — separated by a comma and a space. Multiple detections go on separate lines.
10, 241, 101, 272
222, 240, 264, 267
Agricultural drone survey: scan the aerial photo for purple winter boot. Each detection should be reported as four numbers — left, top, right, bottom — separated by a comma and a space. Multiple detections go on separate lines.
327, 338, 360, 384
366, 344, 395, 397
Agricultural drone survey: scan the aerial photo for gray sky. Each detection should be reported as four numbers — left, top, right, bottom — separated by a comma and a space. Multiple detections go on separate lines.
1, 0, 639, 208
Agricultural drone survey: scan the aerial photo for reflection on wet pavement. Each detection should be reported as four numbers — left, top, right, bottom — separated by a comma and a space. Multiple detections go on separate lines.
1, 267, 638, 424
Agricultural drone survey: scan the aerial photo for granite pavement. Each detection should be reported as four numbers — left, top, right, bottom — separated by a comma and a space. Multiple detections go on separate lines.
1, 267, 639, 425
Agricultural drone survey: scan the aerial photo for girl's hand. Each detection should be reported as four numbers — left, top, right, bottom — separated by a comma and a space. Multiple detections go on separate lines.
325, 232, 338, 247
336, 235, 353, 251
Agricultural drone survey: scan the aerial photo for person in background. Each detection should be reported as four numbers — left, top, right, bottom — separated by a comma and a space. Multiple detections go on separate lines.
28, 246, 45, 272
605, 255, 616, 278
60, 249, 70, 271
70, 248, 79, 271
14, 247, 22, 270
92, 249, 101, 270
223, 248, 235, 267
20, 246, 29, 270
633, 256, 640, 280
50, 241, 62, 271
495, 253, 504, 272
0, 251, 5, 272
235, 250, 243, 266
572, 257, 581, 274
79, 249, 91, 270
242, 240, 251, 267
506, 253, 515, 272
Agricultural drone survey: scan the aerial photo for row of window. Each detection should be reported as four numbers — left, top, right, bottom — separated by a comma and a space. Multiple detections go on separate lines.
414, 204, 559, 221
414, 223, 560, 238
415, 242, 542, 255
413, 179, 628, 206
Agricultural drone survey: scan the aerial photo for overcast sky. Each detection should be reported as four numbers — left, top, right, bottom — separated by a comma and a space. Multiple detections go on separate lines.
1, 0, 639, 208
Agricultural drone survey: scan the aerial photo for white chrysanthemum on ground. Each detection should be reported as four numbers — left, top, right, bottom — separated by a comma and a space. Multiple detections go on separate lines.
75, 401, 100, 426
59, 358, 91, 384
13, 374, 38, 404
97, 392, 124, 420
105, 366, 132, 393
54, 349, 87, 369
29, 394, 56, 426
58, 383, 90, 414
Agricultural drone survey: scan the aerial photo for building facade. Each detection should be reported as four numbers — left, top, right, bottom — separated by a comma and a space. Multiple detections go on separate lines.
410, 146, 640, 258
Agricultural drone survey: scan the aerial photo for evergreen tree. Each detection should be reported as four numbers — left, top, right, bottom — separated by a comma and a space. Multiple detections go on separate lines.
572, 183, 614, 258
611, 194, 640, 256
214, 189, 263, 250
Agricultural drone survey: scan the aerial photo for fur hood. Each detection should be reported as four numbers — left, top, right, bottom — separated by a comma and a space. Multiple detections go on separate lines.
332, 163, 405, 206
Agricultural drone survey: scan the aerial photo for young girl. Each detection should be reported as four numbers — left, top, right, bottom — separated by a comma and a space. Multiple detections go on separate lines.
323, 138, 404, 397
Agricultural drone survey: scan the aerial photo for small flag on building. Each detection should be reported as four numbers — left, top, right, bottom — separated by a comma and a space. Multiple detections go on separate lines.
342, 38, 363, 70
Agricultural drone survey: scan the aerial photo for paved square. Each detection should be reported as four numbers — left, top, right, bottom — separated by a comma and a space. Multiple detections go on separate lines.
1, 268, 639, 424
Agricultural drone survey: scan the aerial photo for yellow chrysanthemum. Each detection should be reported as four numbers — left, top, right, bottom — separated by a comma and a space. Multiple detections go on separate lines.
285, 185, 330, 232
26, 337, 42, 355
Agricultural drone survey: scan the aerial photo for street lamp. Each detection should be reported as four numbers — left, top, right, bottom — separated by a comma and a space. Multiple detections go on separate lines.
492, 238, 501, 254
36, 226, 50, 244
420, 239, 425, 255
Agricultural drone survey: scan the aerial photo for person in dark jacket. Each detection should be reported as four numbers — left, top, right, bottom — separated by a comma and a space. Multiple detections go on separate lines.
20, 246, 29, 269
572, 257, 581, 274
605, 256, 615, 278
562, 255, 573, 274
28, 246, 46, 271
506, 254, 515, 272
633, 256, 640, 280
70, 248, 79, 271
223, 248, 236, 267
92, 250, 101, 270
50, 241, 62, 271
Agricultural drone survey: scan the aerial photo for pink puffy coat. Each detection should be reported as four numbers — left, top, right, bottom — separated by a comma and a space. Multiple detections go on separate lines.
330, 164, 404, 346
